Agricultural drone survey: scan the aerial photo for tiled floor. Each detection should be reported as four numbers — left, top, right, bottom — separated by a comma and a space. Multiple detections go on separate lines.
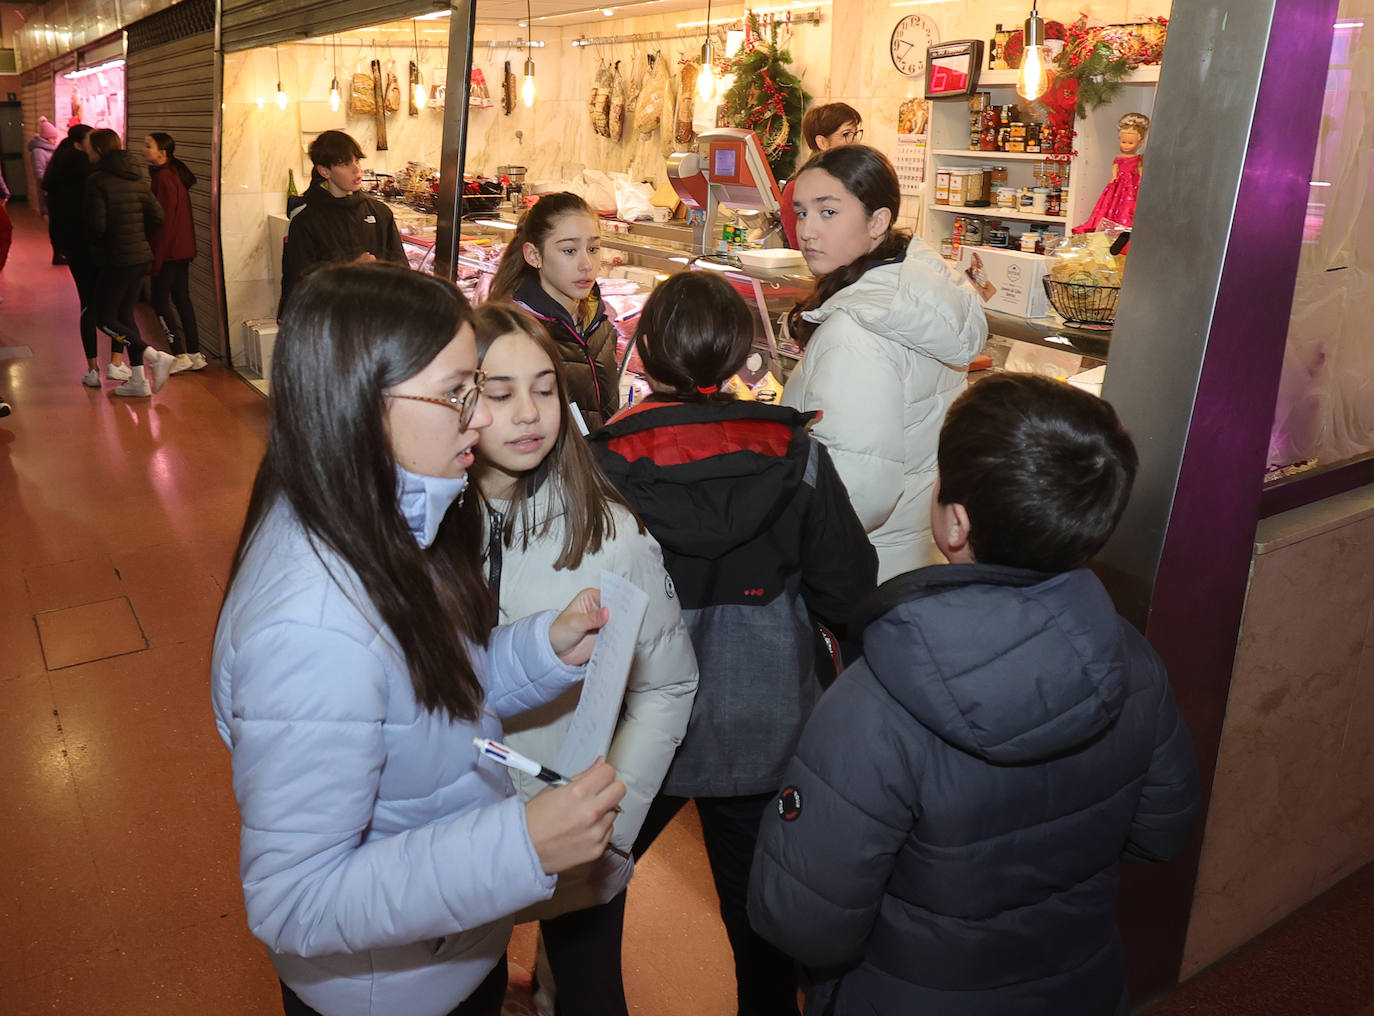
2, 204, 1369, 1015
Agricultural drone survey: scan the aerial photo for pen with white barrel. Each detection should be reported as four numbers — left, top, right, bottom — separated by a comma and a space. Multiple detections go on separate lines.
473, 737, 625, 818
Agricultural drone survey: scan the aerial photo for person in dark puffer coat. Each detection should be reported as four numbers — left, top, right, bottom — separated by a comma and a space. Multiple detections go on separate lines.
748, 373, 1200, 1016
84, 128, 176, 398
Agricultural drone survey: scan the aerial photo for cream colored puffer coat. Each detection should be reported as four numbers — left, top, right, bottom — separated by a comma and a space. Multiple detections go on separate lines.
783, 234, 987, 583
485, 490, 699, 919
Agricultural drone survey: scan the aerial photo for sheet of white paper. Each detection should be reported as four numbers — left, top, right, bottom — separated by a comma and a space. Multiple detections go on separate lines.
554, 570, 650, 776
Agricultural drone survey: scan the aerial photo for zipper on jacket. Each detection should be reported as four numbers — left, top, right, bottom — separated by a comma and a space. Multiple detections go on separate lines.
485, 504, 504, 609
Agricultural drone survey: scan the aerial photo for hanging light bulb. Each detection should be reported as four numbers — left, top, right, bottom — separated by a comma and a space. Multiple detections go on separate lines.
522, 56, 536, 106
414, 78, 428, 111
412, 21, 428, 112
274, 47, 288, 110
696, 0, 716, 101
697, 40, 716, 101
1015, 1, 1048, 102
329, 37, 341, 112
521, 0, 536, 106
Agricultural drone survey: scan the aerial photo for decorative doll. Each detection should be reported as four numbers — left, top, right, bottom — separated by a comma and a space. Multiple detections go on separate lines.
1074, 112, 1150, 234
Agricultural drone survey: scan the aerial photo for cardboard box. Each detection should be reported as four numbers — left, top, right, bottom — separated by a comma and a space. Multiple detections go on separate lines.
959, 245, 1050, 318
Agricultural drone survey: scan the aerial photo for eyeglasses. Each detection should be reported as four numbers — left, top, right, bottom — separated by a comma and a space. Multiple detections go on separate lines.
385, 370, 487, 429
840, 128, 864, 143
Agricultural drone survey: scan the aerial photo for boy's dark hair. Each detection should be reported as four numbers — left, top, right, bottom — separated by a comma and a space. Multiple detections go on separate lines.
801, 102, 861, 151
309, 129, 365, 169
937, 373, 1139, 573
633, 272, 753, 404
68, 124, 93, 144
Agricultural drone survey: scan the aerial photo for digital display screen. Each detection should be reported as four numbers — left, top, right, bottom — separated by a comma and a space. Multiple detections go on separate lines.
928, 56, 971, 94
713, 146, 739, 181
925, 40, 983, 98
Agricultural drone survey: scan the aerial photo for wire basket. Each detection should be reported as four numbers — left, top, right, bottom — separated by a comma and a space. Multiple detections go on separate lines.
1043, 278, 1121, 327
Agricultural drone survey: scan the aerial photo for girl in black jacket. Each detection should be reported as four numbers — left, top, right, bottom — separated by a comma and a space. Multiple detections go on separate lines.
83, 129, 175, 398
589, 272, 877, 1016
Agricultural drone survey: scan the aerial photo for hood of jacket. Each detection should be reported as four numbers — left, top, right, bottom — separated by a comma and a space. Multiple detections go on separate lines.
28, 136, 57, 154
45, 142, 92, 186
802, 233, 985, 366
591, 400, 815, 560
304, 177, 371, 212
514, 274, 608, 344
97, 149, 149, 183
860, 564, 1130, 764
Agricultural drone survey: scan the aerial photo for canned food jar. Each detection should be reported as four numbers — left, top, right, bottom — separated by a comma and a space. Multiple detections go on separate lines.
940, 237, 955, 259
965, 218, 984, 245
1030, 188, 1050, 215
987, 227, 1012, 248
1020, 231, 1039, 252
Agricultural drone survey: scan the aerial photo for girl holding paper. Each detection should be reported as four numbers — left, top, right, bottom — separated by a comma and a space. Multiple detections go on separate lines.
466, 301, 698, 1016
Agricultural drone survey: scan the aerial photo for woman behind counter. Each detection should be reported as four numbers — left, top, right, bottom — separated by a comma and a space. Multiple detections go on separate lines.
211, 263, 625, 1016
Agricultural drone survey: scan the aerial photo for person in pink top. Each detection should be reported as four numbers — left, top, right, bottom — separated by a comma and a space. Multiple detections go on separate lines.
780, 103, 863, 249
145, 132, 206, 373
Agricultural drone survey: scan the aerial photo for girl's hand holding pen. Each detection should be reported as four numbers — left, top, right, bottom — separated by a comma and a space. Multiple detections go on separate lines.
525, 758, 627, 875
549, 587, 610, 666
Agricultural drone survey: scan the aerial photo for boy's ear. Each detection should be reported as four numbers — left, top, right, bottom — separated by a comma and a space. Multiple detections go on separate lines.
932, 500, 975, 564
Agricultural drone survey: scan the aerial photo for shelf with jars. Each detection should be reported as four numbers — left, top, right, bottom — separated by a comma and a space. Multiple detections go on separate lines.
921, 73, 1157, 275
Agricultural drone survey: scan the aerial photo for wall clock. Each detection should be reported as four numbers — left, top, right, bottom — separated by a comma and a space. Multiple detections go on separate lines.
890, 13, 940, 78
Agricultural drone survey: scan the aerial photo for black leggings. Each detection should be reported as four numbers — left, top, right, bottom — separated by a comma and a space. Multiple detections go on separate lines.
63, 254, 102, 361
279, 955, 507, 1016
152, 259, 199, 355
95, 263, 151, 366
633, 793, 801, 1016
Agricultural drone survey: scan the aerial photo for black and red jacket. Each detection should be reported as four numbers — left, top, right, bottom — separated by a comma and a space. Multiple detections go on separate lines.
514, 275, 620, 431
590, 399, 877, 797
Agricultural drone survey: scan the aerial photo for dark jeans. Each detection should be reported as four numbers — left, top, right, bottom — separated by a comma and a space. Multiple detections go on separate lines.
95, 263, 152, 366
279, 955, 507, 1016
62, 253, 101, 360
540, 889, 630, 1016
635, 793, 801, 1016
152, 258, 199, 355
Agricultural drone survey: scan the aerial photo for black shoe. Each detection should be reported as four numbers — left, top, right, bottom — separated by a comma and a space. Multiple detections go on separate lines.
52, 253, 68, 265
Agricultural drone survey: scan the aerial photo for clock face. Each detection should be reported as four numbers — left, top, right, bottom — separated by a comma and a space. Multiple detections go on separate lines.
890, 13, 939, 78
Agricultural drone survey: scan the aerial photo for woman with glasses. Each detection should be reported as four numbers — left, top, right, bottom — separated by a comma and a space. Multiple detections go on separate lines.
780, 102, 863, 249
212, 263, 626, 1016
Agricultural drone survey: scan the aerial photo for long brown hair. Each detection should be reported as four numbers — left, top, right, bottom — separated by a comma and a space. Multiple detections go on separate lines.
470, 302, 642, 570
228, 263, 494, 721
787, 145, 910, 348
488, 192, 598, 303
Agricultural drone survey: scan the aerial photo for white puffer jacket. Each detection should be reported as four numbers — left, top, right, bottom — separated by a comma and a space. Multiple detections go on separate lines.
484, 488, 699, 919
783, 235, 987, 583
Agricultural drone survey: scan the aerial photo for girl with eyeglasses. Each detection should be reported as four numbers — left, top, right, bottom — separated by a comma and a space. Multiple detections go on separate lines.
462, 302, 698, 1016
212, 263, 626, 1016
784, 145, 987, 585
779, 102, 863, 249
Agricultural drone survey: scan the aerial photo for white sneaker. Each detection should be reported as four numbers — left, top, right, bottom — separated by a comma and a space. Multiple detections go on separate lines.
187, 352, 209, 371
146, 350, 174, 394
168, 354, 194, 375
82, 369, 101, 388
113, 377, 152, 398
106, 362, 132, 381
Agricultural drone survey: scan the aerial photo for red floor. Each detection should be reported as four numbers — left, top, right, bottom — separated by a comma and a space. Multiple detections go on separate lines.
2, 203, 1370, 1014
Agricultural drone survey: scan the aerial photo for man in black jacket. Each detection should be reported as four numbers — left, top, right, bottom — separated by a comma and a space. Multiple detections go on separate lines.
280, 131, 406, 308
748, 373, 1200, 1016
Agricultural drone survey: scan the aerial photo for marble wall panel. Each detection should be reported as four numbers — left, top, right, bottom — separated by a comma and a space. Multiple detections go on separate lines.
1181, 507, 1374, 978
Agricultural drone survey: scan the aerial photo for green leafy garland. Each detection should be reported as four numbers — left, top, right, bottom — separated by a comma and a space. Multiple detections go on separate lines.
1056, 41, 1131, 116
718, 15, 810, 182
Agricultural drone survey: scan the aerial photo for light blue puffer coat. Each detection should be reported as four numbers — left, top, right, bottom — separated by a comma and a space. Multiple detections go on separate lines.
212, 491, 584, 1016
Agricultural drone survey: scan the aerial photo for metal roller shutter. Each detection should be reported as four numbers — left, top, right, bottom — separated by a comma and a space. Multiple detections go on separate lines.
221, 0, 442, 54
125, 0, 222, 357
